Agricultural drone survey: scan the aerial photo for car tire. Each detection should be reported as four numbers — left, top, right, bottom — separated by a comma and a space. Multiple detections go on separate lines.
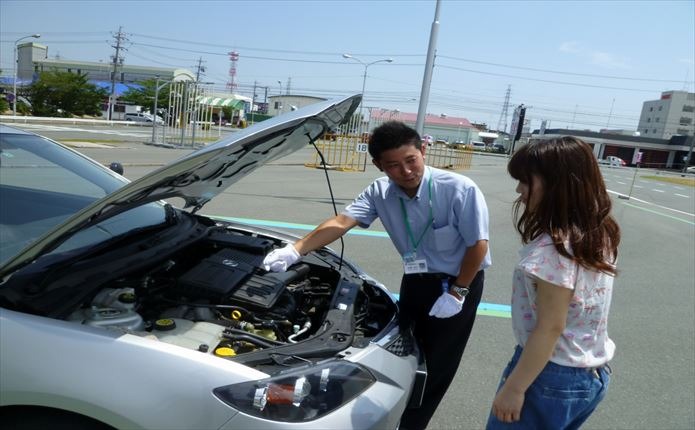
0, 406, 115, 430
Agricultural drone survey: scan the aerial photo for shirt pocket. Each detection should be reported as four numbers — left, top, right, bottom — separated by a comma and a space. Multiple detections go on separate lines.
433, 224, 460, 252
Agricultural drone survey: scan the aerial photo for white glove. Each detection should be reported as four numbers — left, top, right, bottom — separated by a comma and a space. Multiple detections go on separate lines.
428, 292, 465, 318
263, 244, 300, 272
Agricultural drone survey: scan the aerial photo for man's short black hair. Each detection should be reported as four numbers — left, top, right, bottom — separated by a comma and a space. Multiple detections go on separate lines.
368, 121, 422, 160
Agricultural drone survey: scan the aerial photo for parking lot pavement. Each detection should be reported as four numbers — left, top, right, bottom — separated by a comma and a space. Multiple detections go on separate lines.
31, 140, 695, 429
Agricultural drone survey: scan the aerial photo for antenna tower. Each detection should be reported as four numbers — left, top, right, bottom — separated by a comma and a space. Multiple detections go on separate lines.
497, 85, 511, 133
226, 51, 239, 93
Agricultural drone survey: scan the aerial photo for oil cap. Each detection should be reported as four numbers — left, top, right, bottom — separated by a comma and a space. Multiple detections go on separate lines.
215, 347, 236, 357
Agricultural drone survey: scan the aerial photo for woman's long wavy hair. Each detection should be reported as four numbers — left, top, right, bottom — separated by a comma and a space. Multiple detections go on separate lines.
508, 136, 620, 275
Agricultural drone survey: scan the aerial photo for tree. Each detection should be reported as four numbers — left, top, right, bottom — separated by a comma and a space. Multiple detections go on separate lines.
29, 70, 107, 117
120, 78, 171, 116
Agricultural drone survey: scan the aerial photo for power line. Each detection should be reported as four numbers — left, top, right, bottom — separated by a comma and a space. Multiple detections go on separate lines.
438, 54, 685, 83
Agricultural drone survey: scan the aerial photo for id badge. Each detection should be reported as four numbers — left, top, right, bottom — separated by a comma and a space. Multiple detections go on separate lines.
404, 258, 428, 274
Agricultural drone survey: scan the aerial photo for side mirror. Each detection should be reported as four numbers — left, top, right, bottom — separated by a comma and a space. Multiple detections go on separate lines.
109, 162, 124, 175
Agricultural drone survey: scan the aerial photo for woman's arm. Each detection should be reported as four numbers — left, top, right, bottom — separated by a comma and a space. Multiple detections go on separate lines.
491, 278, 573, 423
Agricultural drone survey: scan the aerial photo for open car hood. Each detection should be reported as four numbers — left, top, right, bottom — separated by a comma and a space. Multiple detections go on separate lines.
0, 95, 361, 279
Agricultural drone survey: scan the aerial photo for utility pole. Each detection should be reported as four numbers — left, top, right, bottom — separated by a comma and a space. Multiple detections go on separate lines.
194, 57, 206, 82
108, 26, 127, 121
415, 0, 442, 135
286, 77, 291, 95
250, 80, 257, 125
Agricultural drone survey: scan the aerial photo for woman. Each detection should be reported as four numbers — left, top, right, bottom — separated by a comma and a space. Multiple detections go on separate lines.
487, 136, 620, 429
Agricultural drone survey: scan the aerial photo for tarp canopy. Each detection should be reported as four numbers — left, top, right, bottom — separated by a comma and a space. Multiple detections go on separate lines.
196, 96, 245, 110
478, 132, 499, 138
90, 81, 142, 97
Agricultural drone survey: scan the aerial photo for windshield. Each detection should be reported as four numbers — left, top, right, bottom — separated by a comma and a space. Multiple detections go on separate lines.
0, 132, 164, 265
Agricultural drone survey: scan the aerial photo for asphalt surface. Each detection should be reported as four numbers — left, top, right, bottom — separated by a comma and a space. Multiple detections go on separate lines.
5, 123, 695, 430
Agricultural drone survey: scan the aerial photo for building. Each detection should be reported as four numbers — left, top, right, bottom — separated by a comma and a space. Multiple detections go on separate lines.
637, 90, 695, 139
531, 128, 694, 169
368, 109, 481, 144
16, 42, 195, 84
267, 95, 327, 116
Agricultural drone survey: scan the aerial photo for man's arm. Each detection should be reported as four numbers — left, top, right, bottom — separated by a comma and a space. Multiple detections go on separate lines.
294, 214, 360, 255
452, 239, 488, 292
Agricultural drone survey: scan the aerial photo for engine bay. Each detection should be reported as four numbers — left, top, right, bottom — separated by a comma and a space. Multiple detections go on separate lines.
57, 224, 399, 367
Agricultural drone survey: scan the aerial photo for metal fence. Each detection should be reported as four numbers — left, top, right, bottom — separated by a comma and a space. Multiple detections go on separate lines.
305, 136, 474, 172
305, 135, 370, 172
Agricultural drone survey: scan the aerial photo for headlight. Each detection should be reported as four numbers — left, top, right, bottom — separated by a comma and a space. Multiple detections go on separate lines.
214, 361, 376, 422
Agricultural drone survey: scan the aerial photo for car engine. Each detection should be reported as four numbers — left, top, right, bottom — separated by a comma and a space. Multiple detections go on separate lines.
60, 225, 400, 366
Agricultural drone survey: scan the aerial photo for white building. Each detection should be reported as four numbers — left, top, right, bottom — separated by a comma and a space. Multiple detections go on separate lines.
637, 90, 695, 139
16, 42, 195, 83
267, 95, 327, 116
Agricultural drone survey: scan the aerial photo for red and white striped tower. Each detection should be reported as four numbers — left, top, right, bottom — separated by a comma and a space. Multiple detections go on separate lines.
226, 51, 239, 93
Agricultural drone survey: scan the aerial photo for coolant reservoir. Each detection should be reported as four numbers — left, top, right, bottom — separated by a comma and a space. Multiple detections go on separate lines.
152, 318, 225, 354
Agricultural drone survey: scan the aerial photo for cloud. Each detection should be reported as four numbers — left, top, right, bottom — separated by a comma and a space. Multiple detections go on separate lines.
559, 42, 630, 70
590, 51, 630, 69
559, 42, 581, 53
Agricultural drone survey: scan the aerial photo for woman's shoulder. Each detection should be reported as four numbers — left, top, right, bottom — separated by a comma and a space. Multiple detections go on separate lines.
519, 234, 577, 288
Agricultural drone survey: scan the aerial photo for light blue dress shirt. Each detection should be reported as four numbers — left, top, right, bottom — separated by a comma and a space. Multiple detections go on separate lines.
342, 166, 491, 276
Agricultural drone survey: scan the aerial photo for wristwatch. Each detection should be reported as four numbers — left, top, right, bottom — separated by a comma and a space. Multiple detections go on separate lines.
450, 283, 470, 298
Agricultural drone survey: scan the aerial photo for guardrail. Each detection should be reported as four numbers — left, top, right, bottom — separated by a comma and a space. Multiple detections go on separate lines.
0, 115, 153, 127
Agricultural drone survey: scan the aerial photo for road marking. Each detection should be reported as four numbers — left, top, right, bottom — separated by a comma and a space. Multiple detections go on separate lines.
675, 193, 690, 198
620, 202, 695, 225
633, 185, 643, 189
390, 293, 510, 318
212, 215, 512, 318
617, 181, 626, 185
652, 189, 665, 193
607, 189, 694, 217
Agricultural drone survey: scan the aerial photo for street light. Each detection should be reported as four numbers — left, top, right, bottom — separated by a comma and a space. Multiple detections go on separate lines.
13, 33, 40, 116
342, 54, 393, 133
151, 76, 171, 144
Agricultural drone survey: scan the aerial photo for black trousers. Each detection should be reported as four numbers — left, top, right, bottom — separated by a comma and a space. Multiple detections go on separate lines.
398, 270, 485, 430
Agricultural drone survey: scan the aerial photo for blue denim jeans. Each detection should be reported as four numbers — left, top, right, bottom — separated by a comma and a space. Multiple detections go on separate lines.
486, 346, 611, 430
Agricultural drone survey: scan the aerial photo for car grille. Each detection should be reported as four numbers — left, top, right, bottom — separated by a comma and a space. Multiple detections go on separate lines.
384, 328, 415, 357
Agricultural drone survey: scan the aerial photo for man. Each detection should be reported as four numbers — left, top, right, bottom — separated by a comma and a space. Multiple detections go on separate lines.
263, 121, 491, 430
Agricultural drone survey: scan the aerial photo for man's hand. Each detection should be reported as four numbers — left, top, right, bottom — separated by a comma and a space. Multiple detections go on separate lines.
263, 244, 300, 272
428, 292, 464, 318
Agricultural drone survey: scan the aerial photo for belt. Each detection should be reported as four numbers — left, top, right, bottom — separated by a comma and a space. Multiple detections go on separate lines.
404, 272, 453, 279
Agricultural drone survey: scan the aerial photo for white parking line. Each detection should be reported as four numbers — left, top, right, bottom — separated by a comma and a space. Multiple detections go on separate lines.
633, 185, 643, 188
617, 181, 626, 185
652, 189, 665, 193
675, 193, 690, 198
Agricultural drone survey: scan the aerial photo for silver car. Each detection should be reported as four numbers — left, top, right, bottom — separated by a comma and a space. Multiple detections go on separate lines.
0, 95, 422, 429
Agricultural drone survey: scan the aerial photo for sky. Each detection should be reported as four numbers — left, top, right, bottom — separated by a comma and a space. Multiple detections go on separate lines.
1, 0, 694, 132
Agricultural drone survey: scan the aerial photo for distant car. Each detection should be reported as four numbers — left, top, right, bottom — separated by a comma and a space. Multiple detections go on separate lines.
470, 141, 486, 150
599, 156, 626, 167
492, 144, 506, 154
686, 166, 695, 174
124, 112, 163, 124
0, 95, 421, 429
434, 139, 448, 145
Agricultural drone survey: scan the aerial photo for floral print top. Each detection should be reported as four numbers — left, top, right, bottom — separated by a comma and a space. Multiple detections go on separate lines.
511, 234, 616, 367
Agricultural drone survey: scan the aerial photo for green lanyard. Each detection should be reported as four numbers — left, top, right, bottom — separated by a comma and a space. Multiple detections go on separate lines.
399, 177, 434, 252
